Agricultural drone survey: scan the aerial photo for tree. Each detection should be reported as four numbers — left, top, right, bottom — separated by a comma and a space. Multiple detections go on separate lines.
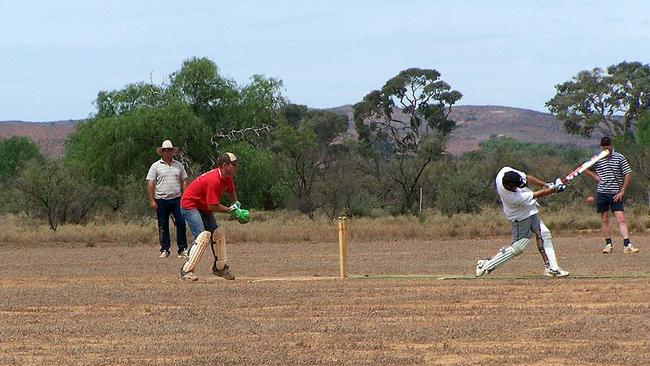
169, 57, 239, 129
274, 106, 349, 216
546, 61, 650, 138
353, 68, 462, 213
616, 110, 650, 205
13, 160, 106, 231
0, 136, 43, 184
95, 82, 170, 118
66, 102, 213, 187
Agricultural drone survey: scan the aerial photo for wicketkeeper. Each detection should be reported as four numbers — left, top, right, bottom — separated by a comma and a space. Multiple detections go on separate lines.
476, 167, 570, 278
178, 152, 250, 281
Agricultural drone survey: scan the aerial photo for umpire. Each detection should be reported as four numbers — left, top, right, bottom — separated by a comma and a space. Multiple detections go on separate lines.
146, 140, 189, 258
585, 136, 639, 254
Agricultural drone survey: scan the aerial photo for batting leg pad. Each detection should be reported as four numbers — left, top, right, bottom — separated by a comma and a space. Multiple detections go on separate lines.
213, 227, 228, 271
482, 238, 530, 273
182, 231, 211, 272
540, 223, 560, 270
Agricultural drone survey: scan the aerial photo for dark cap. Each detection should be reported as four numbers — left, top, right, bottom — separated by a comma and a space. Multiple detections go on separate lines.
600, 136, 612, 146
503, 171, 526, 188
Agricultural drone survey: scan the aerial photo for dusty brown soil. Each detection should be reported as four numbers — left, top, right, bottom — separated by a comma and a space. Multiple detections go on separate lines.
2, 235, 649, 365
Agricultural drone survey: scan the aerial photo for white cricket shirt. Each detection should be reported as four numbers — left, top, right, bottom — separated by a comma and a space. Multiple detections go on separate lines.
495, 167, 539, 222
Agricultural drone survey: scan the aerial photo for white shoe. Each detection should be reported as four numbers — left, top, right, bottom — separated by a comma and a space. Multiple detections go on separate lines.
159, 250, 170, 258
179, 270, 198, 281
623, 245, 639, 254
602, 244, 612, 254
476, 259, 488, 277
544, 267, 570, 277
178, 249, 189, 258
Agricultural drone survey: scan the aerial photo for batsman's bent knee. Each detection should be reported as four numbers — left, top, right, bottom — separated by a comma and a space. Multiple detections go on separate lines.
511, 238, 530, 256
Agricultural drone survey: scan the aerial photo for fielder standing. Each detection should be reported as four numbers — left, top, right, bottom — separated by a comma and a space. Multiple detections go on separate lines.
146, 140, 189, 259
584, 136, 639, 254
476, 167, 570, 277
178, 152, 250, 281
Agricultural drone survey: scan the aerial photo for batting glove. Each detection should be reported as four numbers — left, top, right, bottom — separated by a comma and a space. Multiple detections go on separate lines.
544, 182, 554, 189
555, 184, 566, 193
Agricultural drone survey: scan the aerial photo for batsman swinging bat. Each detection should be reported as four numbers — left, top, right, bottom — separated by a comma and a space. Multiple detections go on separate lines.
561, 149, 609, 184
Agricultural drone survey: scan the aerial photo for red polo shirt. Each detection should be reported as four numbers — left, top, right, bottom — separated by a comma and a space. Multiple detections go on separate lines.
181, 168, 235, 213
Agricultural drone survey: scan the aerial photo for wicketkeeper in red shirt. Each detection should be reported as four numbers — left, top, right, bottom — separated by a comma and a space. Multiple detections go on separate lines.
179, 152, 250, 281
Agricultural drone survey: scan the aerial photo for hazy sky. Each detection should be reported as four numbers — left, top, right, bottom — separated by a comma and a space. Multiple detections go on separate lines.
2, 0, 649, 121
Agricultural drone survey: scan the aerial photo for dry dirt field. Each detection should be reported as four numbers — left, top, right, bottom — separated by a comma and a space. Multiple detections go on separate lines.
2, 234, 650, 365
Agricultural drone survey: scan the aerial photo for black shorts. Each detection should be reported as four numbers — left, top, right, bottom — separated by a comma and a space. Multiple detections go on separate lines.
596, 192, 624, 213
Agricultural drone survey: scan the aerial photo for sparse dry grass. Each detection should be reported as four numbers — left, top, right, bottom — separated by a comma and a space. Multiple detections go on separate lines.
2, 235, 650, 365
1, 204, 649, 247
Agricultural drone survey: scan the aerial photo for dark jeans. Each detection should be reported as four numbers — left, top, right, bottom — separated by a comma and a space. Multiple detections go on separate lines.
156, 197, 187, 253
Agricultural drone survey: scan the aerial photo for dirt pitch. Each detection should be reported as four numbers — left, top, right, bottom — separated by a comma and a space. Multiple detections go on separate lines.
2, 235, 650, 365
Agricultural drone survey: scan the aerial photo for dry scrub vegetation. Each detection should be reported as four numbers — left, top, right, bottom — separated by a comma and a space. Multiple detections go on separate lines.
1, 204, 649, 246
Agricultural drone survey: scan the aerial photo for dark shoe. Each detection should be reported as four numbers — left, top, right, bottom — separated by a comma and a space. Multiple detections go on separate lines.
212, 263, 235, 280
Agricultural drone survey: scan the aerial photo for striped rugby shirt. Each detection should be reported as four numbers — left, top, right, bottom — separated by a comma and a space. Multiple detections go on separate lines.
591, 150, 631, 194
146, 159, 188, 200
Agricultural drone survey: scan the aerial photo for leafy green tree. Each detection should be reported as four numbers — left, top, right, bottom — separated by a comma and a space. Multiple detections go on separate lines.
219, 141, 288, 210
0, 136, 43, 184
354, 68, 462, 154
273, 106, 349, 216
353, 68, 462, 213
95, 82, 170, 118
66, 102, 213, 187
546, 61, 650, 138
169, 57, 239, 129
230, 74, 287, 130
615, 110, 650, 205
436, 160, 486, 216
13, 160, 107, 230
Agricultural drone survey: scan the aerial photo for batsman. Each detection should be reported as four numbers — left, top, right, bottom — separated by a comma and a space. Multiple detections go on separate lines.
476, 167, 570, 278
179, 152, 250, 281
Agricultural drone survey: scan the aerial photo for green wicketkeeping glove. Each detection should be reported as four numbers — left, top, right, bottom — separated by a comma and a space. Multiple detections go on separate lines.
231, 208, 251, 224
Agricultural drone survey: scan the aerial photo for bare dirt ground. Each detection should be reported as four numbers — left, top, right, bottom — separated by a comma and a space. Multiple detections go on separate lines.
2, 234, 650, 365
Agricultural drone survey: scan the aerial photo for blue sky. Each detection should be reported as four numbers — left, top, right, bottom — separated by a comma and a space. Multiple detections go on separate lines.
2, 0, 649, 121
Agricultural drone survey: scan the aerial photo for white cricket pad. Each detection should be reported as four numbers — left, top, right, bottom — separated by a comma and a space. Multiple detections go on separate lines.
213, 227, 228, 271
540, 222, 559, 270
482, 238, 530, 273
182, 231, 211, 272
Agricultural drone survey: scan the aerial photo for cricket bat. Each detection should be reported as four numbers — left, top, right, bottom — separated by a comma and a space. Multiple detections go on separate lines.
561, 150, 610, 184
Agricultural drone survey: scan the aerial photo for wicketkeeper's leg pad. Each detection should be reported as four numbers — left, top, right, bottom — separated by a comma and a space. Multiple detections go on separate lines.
212, 227, 228, 271
182, 231, 211, 273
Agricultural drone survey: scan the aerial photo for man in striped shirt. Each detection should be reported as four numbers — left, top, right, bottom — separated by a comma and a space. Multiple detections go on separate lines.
585, 136, 639, 254
146, 140, 189, 258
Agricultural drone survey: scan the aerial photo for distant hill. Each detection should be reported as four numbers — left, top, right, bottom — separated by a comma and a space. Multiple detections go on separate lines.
329, 105, 602, 155
0, 106, 601, 157
0, 120, 80, 157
